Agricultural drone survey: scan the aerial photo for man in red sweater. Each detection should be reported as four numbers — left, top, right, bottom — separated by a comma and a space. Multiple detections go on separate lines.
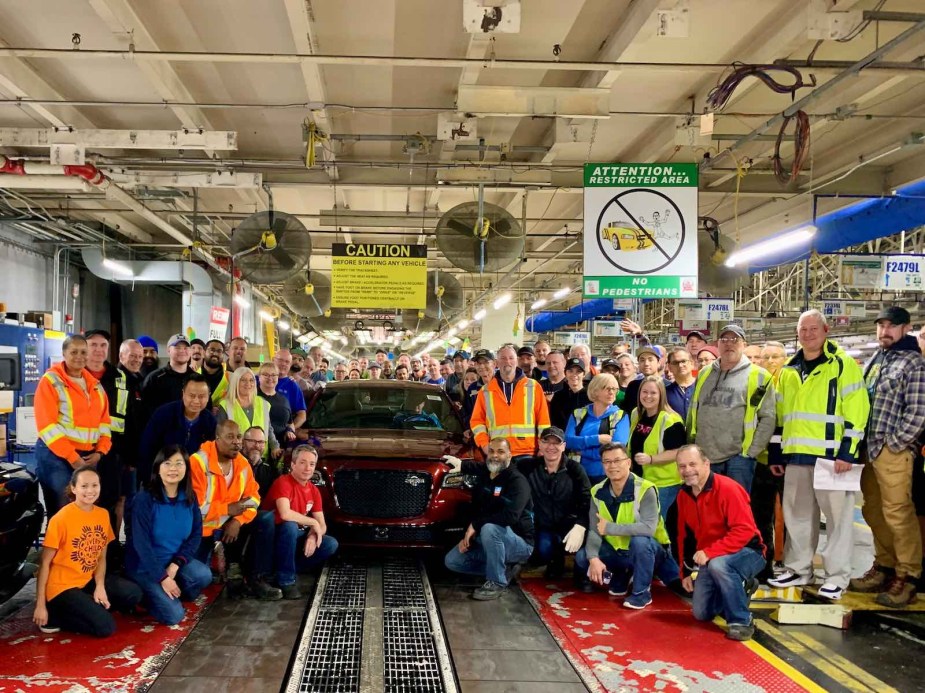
676, 444, 766, 641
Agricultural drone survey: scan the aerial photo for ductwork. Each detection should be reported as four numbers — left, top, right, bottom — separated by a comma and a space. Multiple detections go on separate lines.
81, 248, 215, 338
525, 299, 624, 333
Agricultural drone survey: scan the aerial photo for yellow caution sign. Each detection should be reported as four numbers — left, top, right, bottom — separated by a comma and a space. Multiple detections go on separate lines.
330, 243, 427, 309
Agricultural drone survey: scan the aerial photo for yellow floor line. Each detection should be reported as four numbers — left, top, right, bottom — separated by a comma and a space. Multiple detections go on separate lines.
786, 629, 900, 693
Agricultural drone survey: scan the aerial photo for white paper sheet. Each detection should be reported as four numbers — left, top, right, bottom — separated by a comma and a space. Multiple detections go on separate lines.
813, 457, 862, 492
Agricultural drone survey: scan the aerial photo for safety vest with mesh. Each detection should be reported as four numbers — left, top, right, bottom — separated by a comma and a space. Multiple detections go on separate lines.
190, 440, 260, 536
687, 362, 771, 456
627, 409, 684, 487
35, 361, 112, 464
776, 340, 870, 459
470, 374, 550, 457
222, 396, 270, 456
592, 474, 670, 550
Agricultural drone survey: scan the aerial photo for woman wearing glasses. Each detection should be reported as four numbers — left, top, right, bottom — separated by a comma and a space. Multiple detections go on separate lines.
217, 367, 283, 461
565, 373, 629, 484
125, 445, 212, 626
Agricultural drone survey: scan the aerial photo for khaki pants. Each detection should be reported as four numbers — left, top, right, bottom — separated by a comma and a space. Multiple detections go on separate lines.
861, 446, 923, 579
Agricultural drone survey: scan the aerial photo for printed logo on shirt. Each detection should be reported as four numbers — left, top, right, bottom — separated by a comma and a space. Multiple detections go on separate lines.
305, 501, 313, 513
71, 524, 109, 573
635, 423, 653, 436
493, 486, 502, 497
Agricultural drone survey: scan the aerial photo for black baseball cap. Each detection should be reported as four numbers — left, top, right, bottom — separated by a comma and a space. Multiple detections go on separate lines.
686, 330, 708, 341
565, 357, 586, 372
875, 306, 911, 325
472, 349, 495, 362
368, 361, 382, 370
83, 329, 111, 341
540, 426, 566, 442
190, 338, 206, 348
517, 345, 535, 357
719, 324, 746, 340
601, 358, 619, 369
454, 350, 471, 360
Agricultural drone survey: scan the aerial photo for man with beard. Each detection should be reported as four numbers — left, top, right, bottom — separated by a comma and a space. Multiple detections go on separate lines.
534, 341, 551, 378
141, 334, 193, 415
410, 357, 426, 382
189, 338, 206, 372
137, 335, 160, 377
201, 339, 229, 403
518, 346, 543, 381
289, 349, 312, 398
443, 438, 534, 600
227, 336, 251, 371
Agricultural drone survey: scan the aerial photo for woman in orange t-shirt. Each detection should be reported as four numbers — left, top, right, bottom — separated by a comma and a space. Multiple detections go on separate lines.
33, 466, 142, 637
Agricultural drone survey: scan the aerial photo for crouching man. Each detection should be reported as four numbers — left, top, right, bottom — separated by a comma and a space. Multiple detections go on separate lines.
575, 443, 679, 609
256, 445, 339, 600
444, 437, 534, 600
676, 444, 766, 641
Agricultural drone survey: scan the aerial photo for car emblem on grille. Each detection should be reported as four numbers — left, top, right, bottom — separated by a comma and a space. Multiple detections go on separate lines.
404, 475, 425, 487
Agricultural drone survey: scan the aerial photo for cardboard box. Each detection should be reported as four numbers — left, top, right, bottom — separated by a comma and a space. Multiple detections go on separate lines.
25, 311, 53, 328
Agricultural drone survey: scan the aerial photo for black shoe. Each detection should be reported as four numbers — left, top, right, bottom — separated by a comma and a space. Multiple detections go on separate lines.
250, 578, 283, 601
280, 583, 302, 600
745, 577, 760, 604
574, 576, 595, 593
505, 562, 524, 586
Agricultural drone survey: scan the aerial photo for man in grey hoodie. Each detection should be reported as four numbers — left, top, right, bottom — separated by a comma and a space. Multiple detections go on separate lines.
686, 325, 776, 493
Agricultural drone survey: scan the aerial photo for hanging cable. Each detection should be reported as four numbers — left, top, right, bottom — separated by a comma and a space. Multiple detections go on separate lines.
706, 63, 816, 111
772, 109, 811, 185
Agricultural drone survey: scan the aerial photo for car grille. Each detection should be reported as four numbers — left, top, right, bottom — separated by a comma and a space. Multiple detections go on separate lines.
334, 469, 432, 519
335, 525, 437, 544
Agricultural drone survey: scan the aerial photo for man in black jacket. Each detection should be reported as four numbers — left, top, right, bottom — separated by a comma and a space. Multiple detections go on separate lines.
444, 438, 534, 600
516, 426, 591, 578
141, 333, 192, 415
549, 357, 590, 429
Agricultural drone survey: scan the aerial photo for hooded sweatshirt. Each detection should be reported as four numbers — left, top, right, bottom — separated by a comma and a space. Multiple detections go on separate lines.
692, 353, 776, 464
864, 334, 925, 458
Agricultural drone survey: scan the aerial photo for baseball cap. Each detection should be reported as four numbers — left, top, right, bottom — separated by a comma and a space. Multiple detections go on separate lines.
291, 347, 307, 357
652, 345, 666, 359
454, 350, 471, 360
137, 335, 158, 352
540, 426, 566, 442
84, 329, 111, 342
686, 330, 708, 341
875, 306, 911, 325
517, 345, 535, 357
367, 361, 382, 370
472, 349, 495, 362
601, 358, 619, 369
719, 324, 746, 340
636, 346, 659, 360
190, 338, 206, 348
565, 357, 586, 372
699, 345, 719, 358
168, 333, 190, 347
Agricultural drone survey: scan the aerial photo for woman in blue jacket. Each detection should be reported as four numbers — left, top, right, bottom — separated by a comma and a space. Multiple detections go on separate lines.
125, 445, 212, 626
565, 373, 629, 484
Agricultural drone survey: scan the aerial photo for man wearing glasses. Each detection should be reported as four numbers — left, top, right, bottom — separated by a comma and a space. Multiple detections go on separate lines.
333, 363, 349, 381
687, 325, 775, 493
665, 348, 696, 420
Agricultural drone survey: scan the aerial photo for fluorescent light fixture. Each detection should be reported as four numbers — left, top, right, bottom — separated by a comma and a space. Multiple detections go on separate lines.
321, 340, 331, 349
473, 309, 487, 321
845, 348, 863, 357
102, 258, 133, 277
292, 329, 301, 337
339, 336, 348, 345
531, 298, 547, 310
278, 320, 290, 331
725, 225, 817, 267
448, 327, 458, 337
457, 319, 469, 330
258, 310, 274, 322
553, 287, 571, 299
233, 294, 250, 309
493, 293, 512, 310
297, 334, 310, 343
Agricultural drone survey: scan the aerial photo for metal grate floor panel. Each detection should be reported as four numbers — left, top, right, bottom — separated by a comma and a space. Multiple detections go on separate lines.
384, 610, 445, 693
297, 609, 364, 693
321, 561, 368, 609
383, 559, 427, 609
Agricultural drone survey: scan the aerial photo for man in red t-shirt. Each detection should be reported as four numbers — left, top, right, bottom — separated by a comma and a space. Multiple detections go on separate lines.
258, 445, 338, 599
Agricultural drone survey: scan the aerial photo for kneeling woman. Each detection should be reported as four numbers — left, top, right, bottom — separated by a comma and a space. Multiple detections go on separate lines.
33, 466, 142, 637
125, 445, 212, 625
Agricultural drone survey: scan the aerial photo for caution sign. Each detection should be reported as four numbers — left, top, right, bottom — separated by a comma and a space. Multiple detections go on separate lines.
583, 163, 698, 299
331, 243, 427, 309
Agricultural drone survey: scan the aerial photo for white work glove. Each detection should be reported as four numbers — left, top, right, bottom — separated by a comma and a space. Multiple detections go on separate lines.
562, 524, 586, 553
441, 455, 462, 473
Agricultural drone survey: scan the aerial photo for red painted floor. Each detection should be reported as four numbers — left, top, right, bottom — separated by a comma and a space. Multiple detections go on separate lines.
520, 579, 810, 693
0, 586, 219, 692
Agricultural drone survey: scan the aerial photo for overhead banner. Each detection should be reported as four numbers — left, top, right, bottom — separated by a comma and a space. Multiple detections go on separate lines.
676, 298, 733, 322
331, 243, 427, 309
583, 163, 698, 299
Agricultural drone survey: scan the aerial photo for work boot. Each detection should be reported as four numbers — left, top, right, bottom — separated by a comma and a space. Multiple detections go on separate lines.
225, 562, 245, 599
472, 580, 507, 601
849, 565, 893, 593
726, 622, 756, 641
280, 583, 302, 600
505, 562, 524, 586
249, 577, 283, 601
875, 577, 917, 608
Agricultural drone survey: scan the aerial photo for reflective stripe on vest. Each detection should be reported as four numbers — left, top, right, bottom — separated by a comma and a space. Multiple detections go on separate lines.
480, 379, 540, 440
193, 451, 216, 525
224, 398, 270, 455
689, 364, 769, 456
40, 372, 107, 448
110, 369, 128, 434
628, 409, 683, 487
592, 475, 670, 550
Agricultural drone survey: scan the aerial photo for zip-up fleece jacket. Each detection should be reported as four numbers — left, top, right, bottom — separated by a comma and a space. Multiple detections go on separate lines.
125, 488, 202, 583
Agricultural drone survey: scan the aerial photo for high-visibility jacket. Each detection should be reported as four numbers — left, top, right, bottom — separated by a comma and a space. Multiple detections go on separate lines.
211, 372, 229, 405
592, 474, 670, 550
688, 362, 772, 457
35, 361, 112, 464
222, 397, 269, 456
627, 409, 684, 487
776, 340, 870, 462
190, 440, 260, 536
470, 371, 550, 457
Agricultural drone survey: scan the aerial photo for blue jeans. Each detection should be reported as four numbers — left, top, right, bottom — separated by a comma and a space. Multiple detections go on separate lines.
533, 529, 565, 564
692, 546, 766, 626
194, 512, 276, 574
35, 440, 73, 519
129, 559, 212, 626
270, 521, 339, 586
444, 523, 533, 586
575, 536, 679, 592
656, 484, 682, 521
712, 455, 756, 493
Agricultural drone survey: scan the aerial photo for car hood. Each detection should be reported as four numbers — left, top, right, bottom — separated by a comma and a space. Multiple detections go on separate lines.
312, 431, 469, 461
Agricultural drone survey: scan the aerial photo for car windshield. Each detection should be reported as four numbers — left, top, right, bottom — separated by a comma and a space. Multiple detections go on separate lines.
307, 385, 463, 433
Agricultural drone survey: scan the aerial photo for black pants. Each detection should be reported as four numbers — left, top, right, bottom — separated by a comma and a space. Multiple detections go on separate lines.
751, 462, 782, 579
46, 575, 142, 637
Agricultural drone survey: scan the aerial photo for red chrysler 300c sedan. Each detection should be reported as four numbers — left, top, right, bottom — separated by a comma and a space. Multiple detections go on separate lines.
303, 380, 480, 547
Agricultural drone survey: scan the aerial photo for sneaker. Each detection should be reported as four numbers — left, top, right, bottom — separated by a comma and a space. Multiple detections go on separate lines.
472, 580, 507, 601
726, 622, 755, 641
608, 574, 632, 597
767, 571, 812, 588
505, 562, 524, 586
280, 583, 302, 600
745, 577, 761, 603
226, 562, 244, 582
250, 578, 283, 601
39, 625, 61, 634
875, 577, 917, 608
850, 565, 892, 593
624, 589, 652, 610
817, 583, 844, 601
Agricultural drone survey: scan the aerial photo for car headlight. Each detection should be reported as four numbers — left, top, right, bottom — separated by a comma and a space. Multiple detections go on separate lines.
441, 472, 476, 489
310, 470, 326, 487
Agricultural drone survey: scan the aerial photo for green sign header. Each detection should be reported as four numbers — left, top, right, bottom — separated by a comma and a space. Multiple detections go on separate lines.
584, 163, 698, 187
583, 274, 696, 299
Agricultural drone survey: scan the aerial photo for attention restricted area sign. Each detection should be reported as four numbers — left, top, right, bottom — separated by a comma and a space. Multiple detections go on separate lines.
331, 243, 427, 309
583, 163, 698, 299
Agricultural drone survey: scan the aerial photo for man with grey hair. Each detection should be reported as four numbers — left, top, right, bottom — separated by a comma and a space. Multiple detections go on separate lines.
569, 343, 598, 379
768, 310, 869, 600
760, 341, 788, 379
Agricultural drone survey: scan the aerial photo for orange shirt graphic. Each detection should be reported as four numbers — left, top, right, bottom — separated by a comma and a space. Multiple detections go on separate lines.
43, 503, 114, 601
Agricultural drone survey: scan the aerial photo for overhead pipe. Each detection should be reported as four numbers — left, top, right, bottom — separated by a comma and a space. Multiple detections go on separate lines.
525, 299, 623, 333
